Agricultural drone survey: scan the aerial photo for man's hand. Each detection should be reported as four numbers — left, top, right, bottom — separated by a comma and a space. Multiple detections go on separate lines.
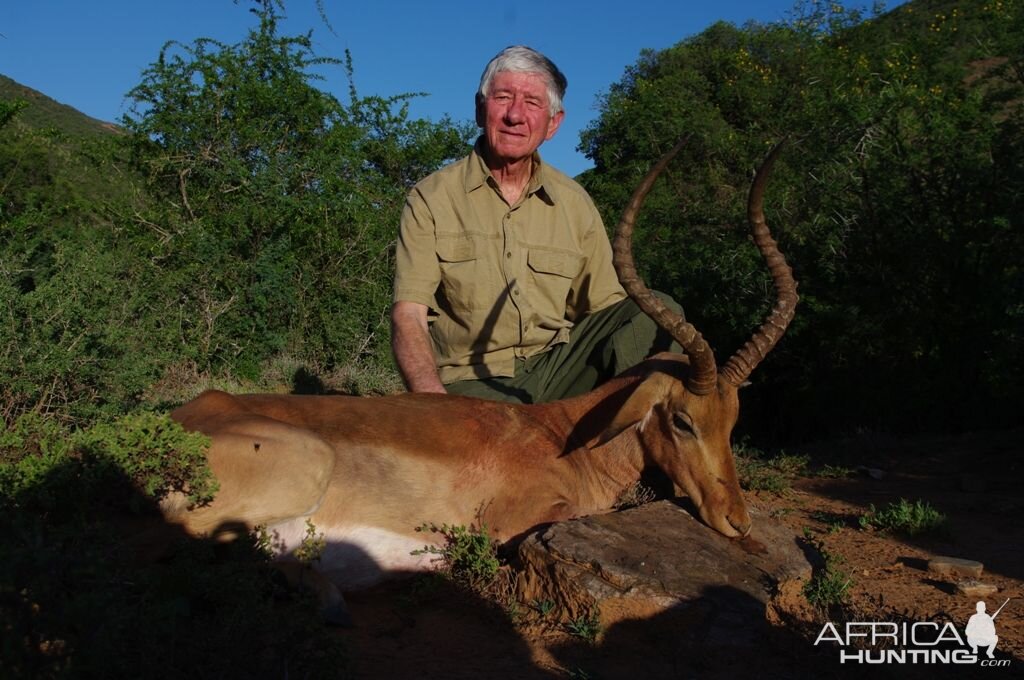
391, 301, 447, 394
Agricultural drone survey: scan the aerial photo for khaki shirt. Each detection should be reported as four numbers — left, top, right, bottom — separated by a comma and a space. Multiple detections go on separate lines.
394, 139, 626, 383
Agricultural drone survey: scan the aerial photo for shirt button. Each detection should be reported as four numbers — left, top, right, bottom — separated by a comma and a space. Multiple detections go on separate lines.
513, 288, 520, 296
506, 252, 512, 259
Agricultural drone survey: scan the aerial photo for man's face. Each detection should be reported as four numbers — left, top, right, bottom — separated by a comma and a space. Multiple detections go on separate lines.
477, 70, 564, 165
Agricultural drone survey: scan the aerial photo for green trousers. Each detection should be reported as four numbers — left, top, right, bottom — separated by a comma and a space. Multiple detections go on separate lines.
445, 293, 683, 404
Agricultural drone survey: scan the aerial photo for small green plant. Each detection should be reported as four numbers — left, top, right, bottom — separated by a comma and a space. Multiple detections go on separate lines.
810, 511, 847, 533
504, 599, 523, 623
858, 498, 948, 536
815, 464, 854, 479
413, 522, 501, 591
532, 598, 556, 617
252, 525, 275, 558
565, 613, 602, 642
802, 538, 853, 609
733, 442, 808, 494
293, 519, 326, 564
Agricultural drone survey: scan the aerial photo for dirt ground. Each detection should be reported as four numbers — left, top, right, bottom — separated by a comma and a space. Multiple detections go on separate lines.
337, 429, 1023, 679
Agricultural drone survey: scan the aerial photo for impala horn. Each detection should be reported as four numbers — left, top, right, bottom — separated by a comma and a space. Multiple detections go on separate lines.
612, 139, 718, 395
719, 141, 798, 386
612, 139, 798, 394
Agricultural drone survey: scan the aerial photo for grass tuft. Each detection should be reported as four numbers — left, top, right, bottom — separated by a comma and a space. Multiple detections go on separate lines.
858, 498, 948, 536
802, 535, 853, 609
733, 441, 808, 494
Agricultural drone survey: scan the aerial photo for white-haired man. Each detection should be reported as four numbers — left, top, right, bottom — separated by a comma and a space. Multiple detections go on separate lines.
391, 45, 681, 403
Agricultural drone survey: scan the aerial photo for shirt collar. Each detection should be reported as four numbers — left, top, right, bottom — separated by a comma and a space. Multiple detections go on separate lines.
464, 136, 557, 205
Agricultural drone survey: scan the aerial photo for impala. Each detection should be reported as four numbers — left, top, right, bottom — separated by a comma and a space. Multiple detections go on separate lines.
166, 141, 798, 605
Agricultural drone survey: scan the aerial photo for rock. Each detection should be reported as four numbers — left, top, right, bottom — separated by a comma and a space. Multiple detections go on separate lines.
956, 580, 999, 598
928, 556, 984, 578
515, 501, 811, 644
856, 466, 886, 480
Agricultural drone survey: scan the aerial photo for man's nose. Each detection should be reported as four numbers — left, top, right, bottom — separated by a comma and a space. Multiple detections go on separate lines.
504, 98, 526, 123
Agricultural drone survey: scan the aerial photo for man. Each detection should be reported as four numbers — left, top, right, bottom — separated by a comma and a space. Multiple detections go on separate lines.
391, 45, 680, 403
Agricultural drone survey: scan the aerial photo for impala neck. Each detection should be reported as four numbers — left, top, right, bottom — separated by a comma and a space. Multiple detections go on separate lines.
529, 374, 650, 510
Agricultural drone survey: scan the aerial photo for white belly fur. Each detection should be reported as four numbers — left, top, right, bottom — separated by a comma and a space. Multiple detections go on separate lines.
266, 518, 442, 590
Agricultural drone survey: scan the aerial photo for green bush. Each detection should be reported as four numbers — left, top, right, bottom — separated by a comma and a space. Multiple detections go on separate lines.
579, 0, 1024, 441
119, 0, 472, 385
75, 411, 217, 506
1, 0, 473, 423
0, 412, 73, 505
1, 412, 212, 514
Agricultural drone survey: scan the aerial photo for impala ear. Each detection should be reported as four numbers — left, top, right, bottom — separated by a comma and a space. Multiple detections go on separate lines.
597, 373, 674, 445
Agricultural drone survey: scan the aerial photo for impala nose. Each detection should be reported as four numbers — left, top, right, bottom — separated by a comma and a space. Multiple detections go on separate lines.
729, 513, 752, 538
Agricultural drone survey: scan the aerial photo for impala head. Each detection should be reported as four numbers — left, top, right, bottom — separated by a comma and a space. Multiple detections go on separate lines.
609, 140, 799, 538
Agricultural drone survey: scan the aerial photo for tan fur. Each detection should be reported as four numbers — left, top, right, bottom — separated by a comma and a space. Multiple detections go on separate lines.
164, 354, 750, 590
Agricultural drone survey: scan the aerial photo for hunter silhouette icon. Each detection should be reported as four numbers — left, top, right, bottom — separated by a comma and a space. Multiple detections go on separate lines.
966, 598, 1010, 659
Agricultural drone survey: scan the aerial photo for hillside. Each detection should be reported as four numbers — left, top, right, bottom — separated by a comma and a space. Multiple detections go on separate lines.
0, 73, 120, 136
0, 73, 132, 223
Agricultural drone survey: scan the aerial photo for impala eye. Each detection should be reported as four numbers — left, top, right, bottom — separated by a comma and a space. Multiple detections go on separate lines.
672, 413, 694, 435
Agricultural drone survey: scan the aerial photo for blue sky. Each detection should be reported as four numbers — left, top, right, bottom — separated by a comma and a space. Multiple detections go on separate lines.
1, 1, 892, 176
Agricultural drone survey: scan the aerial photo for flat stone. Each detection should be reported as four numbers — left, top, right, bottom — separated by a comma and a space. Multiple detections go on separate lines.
515, 501, 811, 645
956, 580, 999, 598
928, 556, 984, 578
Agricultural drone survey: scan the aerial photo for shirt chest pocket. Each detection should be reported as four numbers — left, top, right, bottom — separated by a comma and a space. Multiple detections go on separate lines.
526, 249, 584, 312
436, 237, 478, 312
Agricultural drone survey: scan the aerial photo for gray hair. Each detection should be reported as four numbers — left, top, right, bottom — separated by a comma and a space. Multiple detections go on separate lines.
477, 45, 567, 115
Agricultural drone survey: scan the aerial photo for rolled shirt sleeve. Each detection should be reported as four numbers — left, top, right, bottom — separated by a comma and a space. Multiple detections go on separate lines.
393, 188, 442, 309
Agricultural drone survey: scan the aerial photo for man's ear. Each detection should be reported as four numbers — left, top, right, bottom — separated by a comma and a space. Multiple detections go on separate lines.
543, 109, 565, 142
597, 372, 673, 445
475, 94, 486, 128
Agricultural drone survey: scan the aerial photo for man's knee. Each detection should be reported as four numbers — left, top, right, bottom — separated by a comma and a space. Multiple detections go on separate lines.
622, 290, 684, 348
605, 290, 684, 371
653, 290, 683, 318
